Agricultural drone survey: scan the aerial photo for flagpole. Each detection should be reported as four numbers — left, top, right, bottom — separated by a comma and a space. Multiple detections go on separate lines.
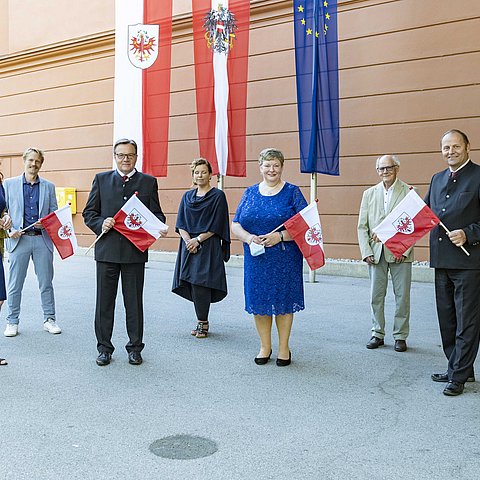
308, 173, 318, 283
217, 174, 224, 191
439, 221, 470, 256
85, 230, 108, 256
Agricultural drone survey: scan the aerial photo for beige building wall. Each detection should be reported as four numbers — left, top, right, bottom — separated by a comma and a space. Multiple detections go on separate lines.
0, 0, 479, 261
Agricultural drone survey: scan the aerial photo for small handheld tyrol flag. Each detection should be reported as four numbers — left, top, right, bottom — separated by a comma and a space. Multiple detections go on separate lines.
113, 193, 168, 252
373, 189, 440, 258
40, 205, 78, 260
283, 201, 325, 271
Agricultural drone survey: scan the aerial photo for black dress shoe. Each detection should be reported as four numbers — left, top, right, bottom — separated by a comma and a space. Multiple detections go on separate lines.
128, 351, 143, 365
366, 336, 384, 349
443, 381, 464, 396
431, 371, 475, 383
96, 352, 111, 366
394, 340, 407, 352
276, 351, 291, 367
254, 349, 272, 365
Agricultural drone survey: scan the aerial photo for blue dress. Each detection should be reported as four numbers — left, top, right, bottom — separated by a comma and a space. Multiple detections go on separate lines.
233, 182, 307, 315
0, 184, 6, 301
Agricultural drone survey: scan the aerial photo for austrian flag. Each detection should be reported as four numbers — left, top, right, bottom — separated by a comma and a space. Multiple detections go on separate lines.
113, 194, 168, 252
192, 0, 250, 177
373, 189, 440, 257
284, 202, 325, 270
40, 205, 78, 260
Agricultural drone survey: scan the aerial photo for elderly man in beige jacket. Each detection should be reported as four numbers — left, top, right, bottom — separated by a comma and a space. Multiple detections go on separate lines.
357, 155, 414, 352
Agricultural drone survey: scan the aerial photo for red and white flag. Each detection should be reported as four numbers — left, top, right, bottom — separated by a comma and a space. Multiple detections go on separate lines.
284, 202, 325, 270
113, 194, 168, 252
114, 0, 172, 176
40, 205, 78, 260
192, 0, 250, 177
373, 189, 440, 257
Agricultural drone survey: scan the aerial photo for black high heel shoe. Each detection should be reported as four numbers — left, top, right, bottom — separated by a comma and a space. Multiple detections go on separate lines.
254, 349, 272, 365
276, 351, 291, 367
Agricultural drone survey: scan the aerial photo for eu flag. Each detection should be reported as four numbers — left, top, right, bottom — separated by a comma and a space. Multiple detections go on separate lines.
294, 0, 339, 175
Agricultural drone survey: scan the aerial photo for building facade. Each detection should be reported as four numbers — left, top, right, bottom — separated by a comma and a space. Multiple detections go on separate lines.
0, 0, 478, 260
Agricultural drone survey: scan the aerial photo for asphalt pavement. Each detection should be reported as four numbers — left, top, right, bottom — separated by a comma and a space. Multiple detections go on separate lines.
1, 254, 479, 480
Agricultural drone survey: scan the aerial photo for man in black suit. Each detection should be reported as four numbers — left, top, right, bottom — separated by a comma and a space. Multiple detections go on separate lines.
425, 129, 480, 396
83, 139, 166, 366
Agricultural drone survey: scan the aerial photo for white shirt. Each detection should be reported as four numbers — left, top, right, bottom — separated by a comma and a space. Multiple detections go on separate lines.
383, 179, 397, 213
116, 168, 136, 180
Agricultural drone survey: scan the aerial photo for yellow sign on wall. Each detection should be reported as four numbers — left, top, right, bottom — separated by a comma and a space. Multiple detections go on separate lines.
55, 187, 77, 214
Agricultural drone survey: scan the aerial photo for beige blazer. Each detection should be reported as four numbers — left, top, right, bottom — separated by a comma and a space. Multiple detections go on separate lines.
357, 179, 414, 263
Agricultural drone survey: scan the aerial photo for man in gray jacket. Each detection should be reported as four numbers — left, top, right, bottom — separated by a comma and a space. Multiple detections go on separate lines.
357, 155, 413, 352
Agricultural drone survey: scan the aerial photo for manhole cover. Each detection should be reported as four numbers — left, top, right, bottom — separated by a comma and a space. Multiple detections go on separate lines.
149, 435, 218, 460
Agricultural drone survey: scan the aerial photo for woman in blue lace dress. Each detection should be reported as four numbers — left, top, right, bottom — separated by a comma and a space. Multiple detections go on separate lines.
232, 148, 307, 367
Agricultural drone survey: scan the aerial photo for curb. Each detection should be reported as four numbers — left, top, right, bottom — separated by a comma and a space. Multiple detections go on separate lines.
76, 247, 434, 283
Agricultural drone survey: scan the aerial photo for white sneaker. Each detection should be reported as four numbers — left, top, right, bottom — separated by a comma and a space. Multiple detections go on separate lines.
43, 318, 61, 334
4, 324, 18, 337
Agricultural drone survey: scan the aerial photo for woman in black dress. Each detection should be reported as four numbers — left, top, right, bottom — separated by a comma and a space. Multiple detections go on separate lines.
172, 158, 230, 338
0, 173, 8, 365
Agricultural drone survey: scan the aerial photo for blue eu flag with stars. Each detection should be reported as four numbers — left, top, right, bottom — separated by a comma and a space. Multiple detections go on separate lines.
294, 0, 339, 175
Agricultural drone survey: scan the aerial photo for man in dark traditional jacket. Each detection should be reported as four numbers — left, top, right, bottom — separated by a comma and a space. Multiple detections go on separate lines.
83, 139, 166, 366
425, 129, 480, 396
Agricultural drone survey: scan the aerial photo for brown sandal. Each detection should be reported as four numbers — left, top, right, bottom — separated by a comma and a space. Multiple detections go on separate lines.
191, 321, 209, 338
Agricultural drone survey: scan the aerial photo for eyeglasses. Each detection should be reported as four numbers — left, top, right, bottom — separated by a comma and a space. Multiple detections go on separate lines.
377, 165, 397, 173
115, 153, 137, 160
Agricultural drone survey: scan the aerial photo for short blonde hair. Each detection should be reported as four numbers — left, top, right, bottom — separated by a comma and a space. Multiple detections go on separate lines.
258, 148, 285, 167
23, 147, 44, 163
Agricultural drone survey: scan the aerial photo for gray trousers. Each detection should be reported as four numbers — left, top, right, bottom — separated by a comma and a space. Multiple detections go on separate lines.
6, 235, 55, 325
368, 252, 411, 340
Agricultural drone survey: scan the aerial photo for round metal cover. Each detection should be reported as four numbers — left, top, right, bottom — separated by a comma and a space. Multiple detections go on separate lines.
149, 435, 218, 460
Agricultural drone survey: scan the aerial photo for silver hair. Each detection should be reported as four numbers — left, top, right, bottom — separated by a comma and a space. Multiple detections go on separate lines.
376, 154, 400, 169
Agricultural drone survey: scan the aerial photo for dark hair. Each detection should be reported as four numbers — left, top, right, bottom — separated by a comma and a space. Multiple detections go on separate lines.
114, 138, 138, 154
22, 147, 45, 163
190, 158, 212, 186
441, 129, 470, 147
190, 158, 213, 175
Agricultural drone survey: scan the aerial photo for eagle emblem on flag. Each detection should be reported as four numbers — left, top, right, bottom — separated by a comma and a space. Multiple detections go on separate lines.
58, 222, 73, 240
128, 24, 159, 69
203, 5, 237, 53
392, 212, 414, 234
305, 223, 323, 246
125, 209, 146, 230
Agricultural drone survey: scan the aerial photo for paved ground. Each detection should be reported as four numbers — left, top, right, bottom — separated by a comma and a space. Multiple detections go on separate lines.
1, 255, 479, 480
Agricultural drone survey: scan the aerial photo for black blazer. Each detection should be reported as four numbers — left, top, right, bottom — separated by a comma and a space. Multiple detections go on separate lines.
83, 170, 166, 263
425, 161, 480, 269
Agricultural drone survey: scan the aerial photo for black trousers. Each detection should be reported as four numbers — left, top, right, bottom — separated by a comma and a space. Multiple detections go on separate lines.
95, 261, 145, 354
435, 268, 480, 383
191, 284, 212, 321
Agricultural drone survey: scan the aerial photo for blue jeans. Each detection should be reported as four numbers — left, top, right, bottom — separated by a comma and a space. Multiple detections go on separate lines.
6, 235, 55, 325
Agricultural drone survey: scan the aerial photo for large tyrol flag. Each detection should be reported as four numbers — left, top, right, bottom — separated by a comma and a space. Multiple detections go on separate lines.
373, 190, 440, 258
293, 0, 339, 175
284, 201, 325, 270
192, 0, 250, 177
113, 194, 168, 253
114, 0, 173, 176
40, 205, 78, 260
